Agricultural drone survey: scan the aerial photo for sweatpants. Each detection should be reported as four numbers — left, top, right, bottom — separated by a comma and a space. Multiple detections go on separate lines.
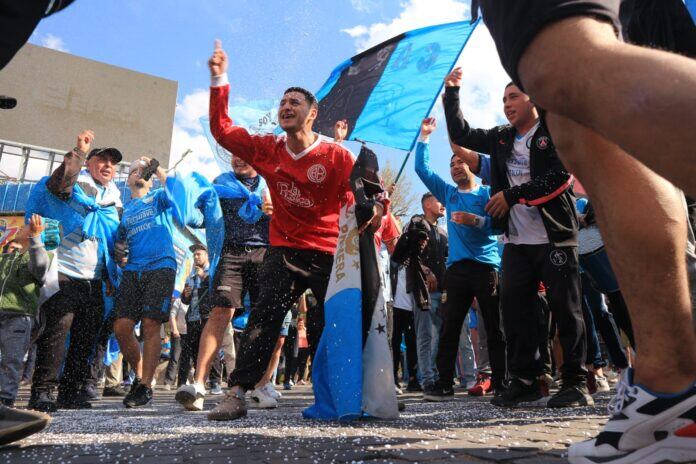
501, 244, 586, 384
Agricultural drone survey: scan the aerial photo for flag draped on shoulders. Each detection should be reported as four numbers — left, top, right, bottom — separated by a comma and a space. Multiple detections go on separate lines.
165, 171, 266, 290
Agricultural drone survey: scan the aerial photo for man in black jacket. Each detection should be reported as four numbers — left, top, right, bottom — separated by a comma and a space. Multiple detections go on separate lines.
443, 70, 591, 408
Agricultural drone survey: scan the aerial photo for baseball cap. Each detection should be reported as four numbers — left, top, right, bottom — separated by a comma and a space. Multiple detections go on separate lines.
87, 147, 123, 163
189, 243, 207, 253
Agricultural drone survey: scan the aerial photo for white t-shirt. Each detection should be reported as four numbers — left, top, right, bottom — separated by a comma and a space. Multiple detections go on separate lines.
392, 266, 414, 311
505, 122, 549, 245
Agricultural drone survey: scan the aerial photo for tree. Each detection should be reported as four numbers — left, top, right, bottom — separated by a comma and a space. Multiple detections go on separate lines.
380, 160, 419, 221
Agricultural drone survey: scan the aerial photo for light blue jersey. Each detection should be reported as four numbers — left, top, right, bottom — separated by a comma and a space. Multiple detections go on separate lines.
119, 188, 176, 272
415, 141, 501, 269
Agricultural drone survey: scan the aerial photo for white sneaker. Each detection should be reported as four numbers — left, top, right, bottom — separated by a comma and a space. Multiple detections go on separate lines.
249, 387, 278, 409
395, 385, 403, 395
596, 375, 611, 393
569, 369, 696, 464
175, 382, 206, 411
262, 382, 282, 399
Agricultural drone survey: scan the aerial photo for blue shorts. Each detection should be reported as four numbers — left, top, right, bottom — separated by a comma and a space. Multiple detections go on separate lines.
115, 268, 176, 322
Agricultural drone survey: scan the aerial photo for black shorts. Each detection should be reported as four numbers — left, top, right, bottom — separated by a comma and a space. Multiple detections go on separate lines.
115, 268, 176, 322
212, 246, 266, 309
476, 0, 622, 88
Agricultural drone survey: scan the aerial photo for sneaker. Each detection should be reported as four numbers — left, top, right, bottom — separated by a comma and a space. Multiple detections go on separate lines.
262, 382, 282, 399
123, 384, 153, 408
28, 390, 57, 413
56, 390, 92, 410
395, 384, 403, 395
81, 383, 100, 401
0, 398, 14, 407
423, 385, 455, 402
595, 375, 611, 393
468, 373, 492, 396
250, 386, 278, 409
208, 389, 247, 421
163, 384, 172, 391
209, 384, 224, 396
0, 406, 51, 446
103, 386, 128, 397
491, 378, 542, 407
175, 383, 206, 411
283, 382, 293, 391
568, 370, 696, 464
547, 382, 594, 408
406, 380, 422, 392
587, 370, 598, 395
423, 382, 436, 395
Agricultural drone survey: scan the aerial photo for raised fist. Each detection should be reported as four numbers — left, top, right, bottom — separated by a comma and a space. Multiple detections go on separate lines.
77, 130, 94, 154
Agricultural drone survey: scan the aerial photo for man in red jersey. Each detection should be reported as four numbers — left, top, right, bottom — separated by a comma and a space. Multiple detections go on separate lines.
206, 40, 384, 421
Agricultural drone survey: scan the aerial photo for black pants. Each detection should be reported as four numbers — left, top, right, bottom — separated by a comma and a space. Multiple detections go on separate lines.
31, 274, 104, 399
436, 260, 507, 390
606, 290, 635, 348
178, 319, 203, 387
283, 324, 299, 384
537, 292, 555, 377
228, 247, 332, 390
164, 336, 182, 385
392, 308, 418, 385
86, 311, 117, 389
501, 244, 586, 384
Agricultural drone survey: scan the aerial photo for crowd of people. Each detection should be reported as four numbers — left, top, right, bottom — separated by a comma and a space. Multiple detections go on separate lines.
0, 1, 695, 462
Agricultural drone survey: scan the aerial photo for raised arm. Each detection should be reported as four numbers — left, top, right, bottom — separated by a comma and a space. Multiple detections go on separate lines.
208, 40, 271, 165
414, 118, 450, 204
442, 68, 497, 154
46, 130, 93, 198
26, 214, 50, 281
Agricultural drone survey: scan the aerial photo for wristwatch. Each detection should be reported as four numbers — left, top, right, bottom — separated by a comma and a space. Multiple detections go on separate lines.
473, 216, 481, 227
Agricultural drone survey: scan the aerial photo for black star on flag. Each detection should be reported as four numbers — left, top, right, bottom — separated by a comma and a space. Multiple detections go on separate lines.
375, 323, 386, 334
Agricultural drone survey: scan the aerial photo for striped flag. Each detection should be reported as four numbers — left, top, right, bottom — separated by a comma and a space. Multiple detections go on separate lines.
313, 20, 480, 151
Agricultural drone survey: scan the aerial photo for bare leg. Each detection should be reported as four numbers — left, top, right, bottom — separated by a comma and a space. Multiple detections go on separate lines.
518, 17, 696, 195
140, 318, 163, 385
546, 113, 696, 392
114, 318, 142, 379
194, 307, 233, 385
255, 337, 285, 389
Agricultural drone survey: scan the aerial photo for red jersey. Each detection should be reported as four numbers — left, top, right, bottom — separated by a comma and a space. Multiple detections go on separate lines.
210, 84, 355, 254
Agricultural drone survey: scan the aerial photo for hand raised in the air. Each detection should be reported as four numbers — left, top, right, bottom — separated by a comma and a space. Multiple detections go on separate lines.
444, 67, 463, 87
420, 117, 437, 137
333, 120, 348, 143
208, 39, 228, 77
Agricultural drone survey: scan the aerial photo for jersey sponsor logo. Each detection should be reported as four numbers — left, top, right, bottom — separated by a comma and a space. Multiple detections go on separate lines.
276, 181, 314, 208
549, 249, 568, 267
536, 136, 550, 150
307, 163, 327, 184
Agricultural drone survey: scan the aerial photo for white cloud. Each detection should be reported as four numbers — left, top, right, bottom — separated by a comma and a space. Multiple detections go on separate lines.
175, 88, 210, 133
41, 34, 69, 52
342, 0, 469, 52
342, 0, 508, 132
350, 0, 377, 13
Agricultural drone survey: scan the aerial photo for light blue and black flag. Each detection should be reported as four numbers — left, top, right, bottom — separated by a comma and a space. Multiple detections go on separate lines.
313, 20, 479, 151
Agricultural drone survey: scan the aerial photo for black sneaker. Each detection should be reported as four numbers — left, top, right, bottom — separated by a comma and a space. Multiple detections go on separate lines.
406, 380, 422, 392
103, 386, 128, 397
547, 382, 594, 408
81, 383, 101, 401
0, 398, 14, 407
423, 386, 455, 402
491, 378, 542, 407
56, 395, 93, 409
123, 384, 153, 408
28, 390, 57, 413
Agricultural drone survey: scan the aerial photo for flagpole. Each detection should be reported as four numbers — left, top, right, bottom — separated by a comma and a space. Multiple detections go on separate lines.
393, 150, 412, 184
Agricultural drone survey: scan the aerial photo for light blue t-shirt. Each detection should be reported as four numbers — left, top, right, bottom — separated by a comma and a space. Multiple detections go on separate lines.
119, 188, 176, 272
415, 141, 501, 269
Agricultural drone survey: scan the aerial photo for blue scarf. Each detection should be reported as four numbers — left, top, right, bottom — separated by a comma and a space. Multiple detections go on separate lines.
213, 172, 267, 224
26, 178, 120, 286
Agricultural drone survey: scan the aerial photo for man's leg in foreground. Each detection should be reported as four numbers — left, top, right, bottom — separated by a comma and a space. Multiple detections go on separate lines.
546, 114, 696, 462
114, 319, 142, 382
516, 16, 696, 195
208, 248, 305, 421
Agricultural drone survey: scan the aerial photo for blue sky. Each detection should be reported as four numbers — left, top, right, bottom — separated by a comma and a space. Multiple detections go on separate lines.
29, 0, 511, 213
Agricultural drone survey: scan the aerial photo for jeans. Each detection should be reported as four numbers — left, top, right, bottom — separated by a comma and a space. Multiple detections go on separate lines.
0, 314, 33, 403
164, 336, 182, 385
412, 291, 442, 387
456, 312, 476, 384
392, 308, 418, 385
